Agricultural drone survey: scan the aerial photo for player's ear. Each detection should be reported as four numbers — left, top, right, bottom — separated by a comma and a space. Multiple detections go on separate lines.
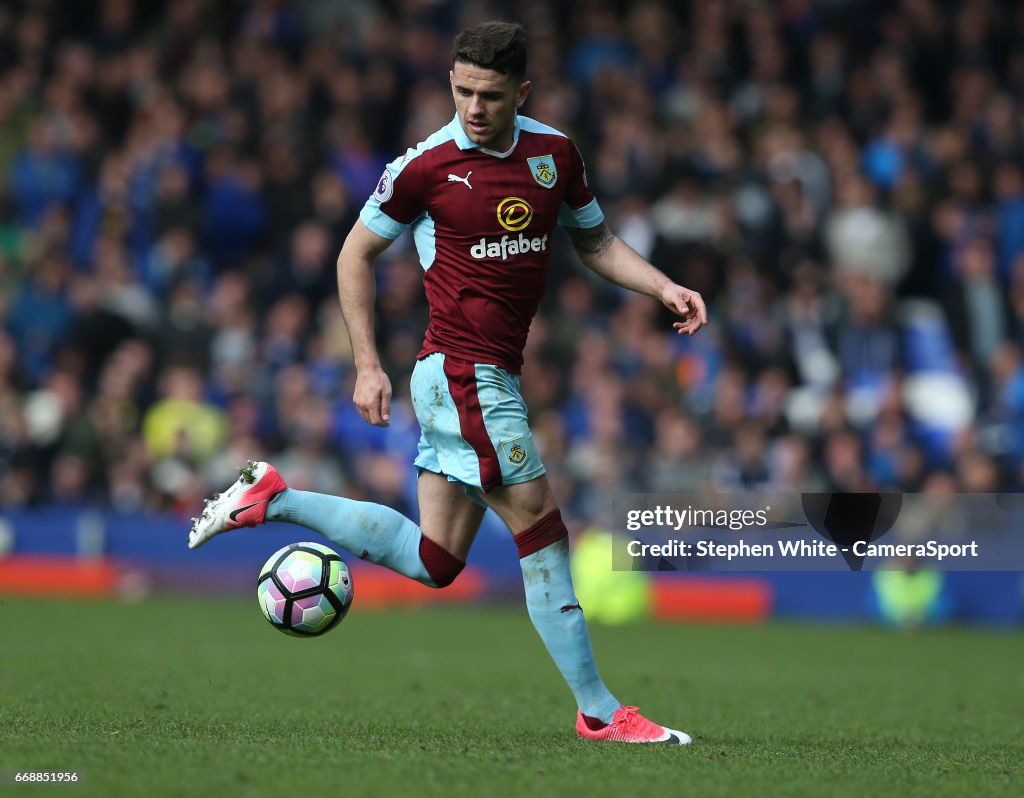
516, 80, 532, 108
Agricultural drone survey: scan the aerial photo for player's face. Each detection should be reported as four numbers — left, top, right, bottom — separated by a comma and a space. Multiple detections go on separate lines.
450, 61, 531, 152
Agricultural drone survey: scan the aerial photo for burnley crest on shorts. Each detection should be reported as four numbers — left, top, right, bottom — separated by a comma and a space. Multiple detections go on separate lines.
502, 438, 529, 467
527, 155, 557, 189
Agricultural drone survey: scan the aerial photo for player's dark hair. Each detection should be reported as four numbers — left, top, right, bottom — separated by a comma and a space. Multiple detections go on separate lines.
452, 21, 527, 80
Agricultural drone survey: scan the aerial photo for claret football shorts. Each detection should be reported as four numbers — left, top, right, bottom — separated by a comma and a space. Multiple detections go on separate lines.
410, 353, 545, 499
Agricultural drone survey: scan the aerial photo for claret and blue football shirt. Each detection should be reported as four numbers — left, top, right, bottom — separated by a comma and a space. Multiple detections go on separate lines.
360, 113, 604, 373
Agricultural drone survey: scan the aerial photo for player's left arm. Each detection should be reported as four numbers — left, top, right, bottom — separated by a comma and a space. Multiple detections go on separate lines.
565, 222, 708, 335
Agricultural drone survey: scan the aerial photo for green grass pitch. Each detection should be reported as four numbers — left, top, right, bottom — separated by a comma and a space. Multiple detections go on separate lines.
0, 596, 1022, 797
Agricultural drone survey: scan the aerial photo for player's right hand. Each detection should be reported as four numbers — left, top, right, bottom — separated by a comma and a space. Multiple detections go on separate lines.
353, 366, 392, 426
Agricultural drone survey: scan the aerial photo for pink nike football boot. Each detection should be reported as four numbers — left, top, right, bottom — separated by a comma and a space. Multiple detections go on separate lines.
188, 461, 287, 550
576, 706, 692, 745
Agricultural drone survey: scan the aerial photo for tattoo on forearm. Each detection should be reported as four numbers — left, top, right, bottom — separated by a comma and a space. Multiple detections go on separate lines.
566, 222, 615, 257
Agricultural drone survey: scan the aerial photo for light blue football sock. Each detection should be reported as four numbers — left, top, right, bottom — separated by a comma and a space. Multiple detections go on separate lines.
267, 488, 434, 585
520, 538, 621, 723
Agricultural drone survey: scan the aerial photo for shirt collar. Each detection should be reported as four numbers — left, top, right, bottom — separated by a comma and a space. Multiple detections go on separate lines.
446, 113, 521, 158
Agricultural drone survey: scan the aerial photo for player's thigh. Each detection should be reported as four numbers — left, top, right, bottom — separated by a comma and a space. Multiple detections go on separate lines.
483, 474, 559, 535
411, 354, 546, 492
417, 469, 486, 561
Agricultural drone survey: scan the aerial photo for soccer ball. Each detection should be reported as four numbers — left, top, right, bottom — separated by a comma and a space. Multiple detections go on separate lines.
257, 542, 354, 637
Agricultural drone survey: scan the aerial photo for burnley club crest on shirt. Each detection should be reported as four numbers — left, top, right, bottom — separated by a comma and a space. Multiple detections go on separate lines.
527, 155, 557, 189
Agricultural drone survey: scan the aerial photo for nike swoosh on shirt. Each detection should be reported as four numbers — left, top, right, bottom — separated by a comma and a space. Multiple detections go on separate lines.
229, 501, 263, 522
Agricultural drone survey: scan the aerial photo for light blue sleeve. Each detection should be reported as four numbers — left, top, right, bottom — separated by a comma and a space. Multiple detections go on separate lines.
358, 158, 410, 240
359, 202, 407, 240
358, 127, 455, 240
558, 197, 605, 230
358, 149, 427, 240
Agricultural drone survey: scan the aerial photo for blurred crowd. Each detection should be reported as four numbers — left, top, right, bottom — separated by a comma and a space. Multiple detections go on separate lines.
3, 0, 1024, 526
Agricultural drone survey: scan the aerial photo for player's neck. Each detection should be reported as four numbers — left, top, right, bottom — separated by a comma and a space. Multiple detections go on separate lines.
465, 114, 519, 158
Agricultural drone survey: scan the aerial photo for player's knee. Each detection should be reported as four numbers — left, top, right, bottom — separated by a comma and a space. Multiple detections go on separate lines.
418, 534, 465, 589
428, 561, 464, 589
